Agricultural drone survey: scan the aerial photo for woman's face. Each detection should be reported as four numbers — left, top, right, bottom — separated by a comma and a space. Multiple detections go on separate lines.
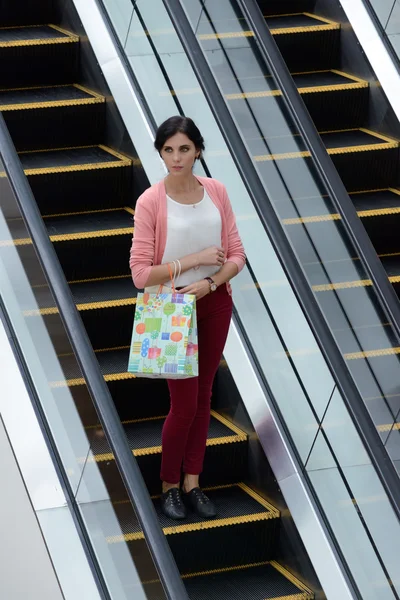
161, 132, 199, 177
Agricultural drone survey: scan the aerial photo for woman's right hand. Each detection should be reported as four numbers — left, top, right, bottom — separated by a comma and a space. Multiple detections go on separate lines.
197, 246, 225, 267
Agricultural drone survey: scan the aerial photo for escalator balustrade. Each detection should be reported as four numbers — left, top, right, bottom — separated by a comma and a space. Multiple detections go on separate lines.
0, 3, 315, 598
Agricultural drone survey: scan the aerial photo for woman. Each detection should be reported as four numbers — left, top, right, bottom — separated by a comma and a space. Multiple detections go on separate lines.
129, 116, 245, 520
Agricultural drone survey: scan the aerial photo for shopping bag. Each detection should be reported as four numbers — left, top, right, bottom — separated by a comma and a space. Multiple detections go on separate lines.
128, 288, 198, 379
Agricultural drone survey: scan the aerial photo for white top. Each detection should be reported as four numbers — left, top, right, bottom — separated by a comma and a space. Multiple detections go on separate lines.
162, 188, 222, 287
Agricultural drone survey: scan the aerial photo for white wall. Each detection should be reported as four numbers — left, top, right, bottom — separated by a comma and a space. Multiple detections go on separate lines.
0, 417, 64, 600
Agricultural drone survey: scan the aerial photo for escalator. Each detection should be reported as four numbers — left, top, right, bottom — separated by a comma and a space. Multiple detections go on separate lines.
0, 1, 319, 599
175, 0, 400, 475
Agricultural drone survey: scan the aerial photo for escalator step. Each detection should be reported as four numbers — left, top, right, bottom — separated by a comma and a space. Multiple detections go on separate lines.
281, 189, 400, 257
5, 207, 133, 281
52, 344, 227, 426
197, 12, 340, 72
255, 129, 399, 192
106, 484, 279, 578
0, 25, 79, 86
248, 128, 396, 156
225, 70, 369, 132
0, 0, 57, 27
23, 275, 137, 353
144, 562, 313, 600
84, 412, 248, 498
1, 84, 106, 151
3, 144, 133, 216
266, 13, 341, 72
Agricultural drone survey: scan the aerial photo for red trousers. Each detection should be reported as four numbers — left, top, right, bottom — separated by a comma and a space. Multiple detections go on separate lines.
160, 285, 233, 483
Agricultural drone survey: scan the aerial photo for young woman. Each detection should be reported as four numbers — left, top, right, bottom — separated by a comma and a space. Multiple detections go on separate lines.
129, 116, 245, 520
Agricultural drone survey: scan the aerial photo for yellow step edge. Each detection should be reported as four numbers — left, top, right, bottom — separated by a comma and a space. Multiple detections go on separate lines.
266, 345, 400, 361
377, 422, 400, 432
0, 90, 104, 111
226, 79, 368, 100
0, 83, 105, 111
0, 144, 132, 178
345, 347, 400, 360
364, 392, 400, 403
198, 12, 340, 41
253, 127, 399, 161
143, 560, 312, 598
198, 20, 339, 41
107, 511, 276, 543
0, 226, 133, 247
167, 78, 366, 100
1, 206, 133, 247
313, 274, 400, 292
107, 484, 279, 543
85, 410, 247, 463
42, 206, 132, 219
241, 269, 400, 295
270, 560, 314, 598
254, 141, 398, 162
23, 296, 137, 317
142, 560, 270, 585
283, 204, 400, 225
0, 24, 79, 47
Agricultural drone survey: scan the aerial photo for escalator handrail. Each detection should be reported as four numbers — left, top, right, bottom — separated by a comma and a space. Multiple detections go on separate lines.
0, 114, 188, 600
239, 0, 400, 349
161, 0, 400, 520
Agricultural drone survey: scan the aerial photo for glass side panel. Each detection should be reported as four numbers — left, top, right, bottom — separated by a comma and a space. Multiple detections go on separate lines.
99, 0, 400, 595
177, 0, 400, 473
0, 152, 162, 599
368, 0, 400, 59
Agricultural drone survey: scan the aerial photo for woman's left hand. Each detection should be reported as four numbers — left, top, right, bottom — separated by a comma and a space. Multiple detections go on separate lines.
179, 279, 211, 300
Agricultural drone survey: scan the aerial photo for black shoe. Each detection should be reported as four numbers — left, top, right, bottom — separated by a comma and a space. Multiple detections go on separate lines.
161, 488, 187, 520
184, 487, 217, 519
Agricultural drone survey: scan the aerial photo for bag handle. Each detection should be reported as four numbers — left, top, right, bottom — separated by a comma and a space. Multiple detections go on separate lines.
156, 262, 177, 296
167, 263, 177, 294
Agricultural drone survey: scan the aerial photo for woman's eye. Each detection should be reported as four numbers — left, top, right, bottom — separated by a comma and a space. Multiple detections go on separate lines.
182, 147, 189, 152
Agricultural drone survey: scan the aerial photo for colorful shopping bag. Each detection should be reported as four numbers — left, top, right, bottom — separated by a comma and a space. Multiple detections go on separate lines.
128, 289, 198, 379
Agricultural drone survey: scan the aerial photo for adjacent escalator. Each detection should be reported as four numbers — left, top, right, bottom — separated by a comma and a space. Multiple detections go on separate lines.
179, 0, 400, 475
0, 2, 317, 598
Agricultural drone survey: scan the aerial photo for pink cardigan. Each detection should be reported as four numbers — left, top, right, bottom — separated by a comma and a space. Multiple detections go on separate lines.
129, 175, 246, 290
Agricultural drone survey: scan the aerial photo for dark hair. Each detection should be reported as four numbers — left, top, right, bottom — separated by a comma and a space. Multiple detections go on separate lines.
154, 116, 205, 159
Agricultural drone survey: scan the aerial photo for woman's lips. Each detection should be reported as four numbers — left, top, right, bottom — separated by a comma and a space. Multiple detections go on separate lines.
172, 166, 183, 170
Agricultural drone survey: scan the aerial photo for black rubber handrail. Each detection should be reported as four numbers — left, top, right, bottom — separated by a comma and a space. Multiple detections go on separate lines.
0, 115, 188, 600
239, 0, 400, 348
162, 0, 400, 520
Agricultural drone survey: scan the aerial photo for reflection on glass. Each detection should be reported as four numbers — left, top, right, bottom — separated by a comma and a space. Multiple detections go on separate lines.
37, 505, 103, 600
364, 0, 400, 60
0, 162, 91, 497
306, 386, 400, 598
0, 155, 157, 598
77, 440, 162, 600
308, 467, 396, 600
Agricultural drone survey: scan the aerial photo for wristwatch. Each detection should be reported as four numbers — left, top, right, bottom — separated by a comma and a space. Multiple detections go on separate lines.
205, 277, 217, 293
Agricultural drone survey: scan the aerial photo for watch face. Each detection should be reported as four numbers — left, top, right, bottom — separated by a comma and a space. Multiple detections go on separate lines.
211, 283, 217, 292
